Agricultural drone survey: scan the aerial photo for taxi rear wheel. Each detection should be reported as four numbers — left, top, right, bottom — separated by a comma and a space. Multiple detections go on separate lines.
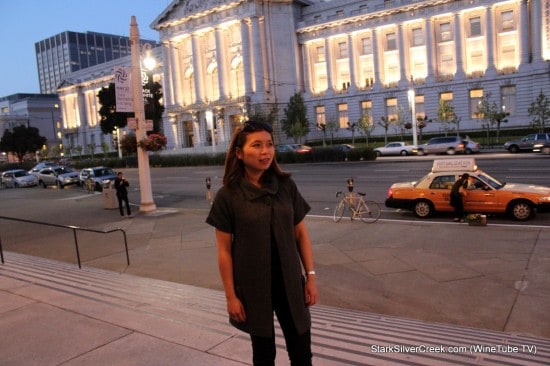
508, 200, 534, 221
413, 200, 433, 218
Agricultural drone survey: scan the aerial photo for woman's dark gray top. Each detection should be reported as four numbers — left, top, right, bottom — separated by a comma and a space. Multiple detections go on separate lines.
206, 172, 311, 337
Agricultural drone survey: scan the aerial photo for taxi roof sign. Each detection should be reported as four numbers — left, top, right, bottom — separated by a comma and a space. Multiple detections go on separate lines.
432, 158, 477, 173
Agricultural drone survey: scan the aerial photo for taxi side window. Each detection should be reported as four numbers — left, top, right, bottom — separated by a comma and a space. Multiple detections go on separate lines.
430, 175, 455, 190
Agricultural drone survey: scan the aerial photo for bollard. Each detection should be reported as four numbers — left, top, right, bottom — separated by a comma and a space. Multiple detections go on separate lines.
206, 177, 212, 205
347, 177, 354, 192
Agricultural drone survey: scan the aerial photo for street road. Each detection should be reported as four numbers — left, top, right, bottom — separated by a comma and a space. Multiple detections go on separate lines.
125, 153, 550, 226
1, 153, 549, 226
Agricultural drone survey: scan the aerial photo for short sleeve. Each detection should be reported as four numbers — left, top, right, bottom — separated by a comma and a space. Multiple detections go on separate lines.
288, 178, 310, 225
206, 187, 234, 233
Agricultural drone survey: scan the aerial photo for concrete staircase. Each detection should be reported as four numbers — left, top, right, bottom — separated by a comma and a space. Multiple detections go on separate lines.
1, 252, 549, 365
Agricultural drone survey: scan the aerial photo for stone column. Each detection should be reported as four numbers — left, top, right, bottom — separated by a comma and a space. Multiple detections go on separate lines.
324, 37, 334, 94
454, 12, 465, 79
170, 42, 182, 105
215, 26, 228, 99
251, 16, 265, 95
191, 34, 205, 104
425, 18, 435, 83
372, 28, 381, 91
531, 0, 543, 64
240, 19, 253, 95
519, 0, 530, 67
162, 42, 174, 106
485, 6, 496, 75
347, 33, 357, 91
302, 43, 312, 94
398, 23, 407, 86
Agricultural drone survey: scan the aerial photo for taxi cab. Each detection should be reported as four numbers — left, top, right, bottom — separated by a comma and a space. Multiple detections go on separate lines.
385, 158, 550, 221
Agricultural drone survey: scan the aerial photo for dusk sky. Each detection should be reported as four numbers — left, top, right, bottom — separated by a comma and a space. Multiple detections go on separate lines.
0, 0, 172, 97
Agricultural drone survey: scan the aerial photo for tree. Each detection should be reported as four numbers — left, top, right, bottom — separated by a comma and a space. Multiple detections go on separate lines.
248, 103, 278, 126
528, 90, 550, 133
347, 122, 358, 145
98, 81, 165, 135
435, 99, 460, 136
357, 114, 375, 145
475, 92, 508, 144
281, 92, 309, 142
378, 116, 396, 144
120, 134, 137, 155
0, 125, 46, 163
324, 116, 339, 145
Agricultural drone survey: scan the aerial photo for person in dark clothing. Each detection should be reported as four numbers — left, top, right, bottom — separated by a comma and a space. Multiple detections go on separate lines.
450, 173, 468, 222
114, 172, 131, 217
206, 120, 318, 366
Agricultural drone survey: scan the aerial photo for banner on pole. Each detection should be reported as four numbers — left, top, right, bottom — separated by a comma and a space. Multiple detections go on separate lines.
114, 66, 133, 112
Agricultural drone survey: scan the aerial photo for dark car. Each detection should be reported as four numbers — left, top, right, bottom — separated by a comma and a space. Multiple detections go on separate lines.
79, 167, 118, 192
334, 144, 355, 152
504, 133, 550, 153
275, 144, 312, 153
37, 166, 80, 188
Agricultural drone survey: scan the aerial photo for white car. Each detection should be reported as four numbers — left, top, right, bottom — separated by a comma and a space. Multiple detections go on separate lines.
1, 169, 38, 188
374, 142, 417, 156
37, 166, 80, 188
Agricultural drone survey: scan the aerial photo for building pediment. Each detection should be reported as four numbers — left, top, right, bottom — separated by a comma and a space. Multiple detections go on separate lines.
152, 0, 245, 29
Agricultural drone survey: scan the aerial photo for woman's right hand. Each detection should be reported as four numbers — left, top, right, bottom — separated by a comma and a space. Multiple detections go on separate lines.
227, 296, 246, 323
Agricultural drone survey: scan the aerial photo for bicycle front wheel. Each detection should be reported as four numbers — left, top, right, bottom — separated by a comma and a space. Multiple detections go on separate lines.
333, 200, 346, 222
358, 200, 381, 223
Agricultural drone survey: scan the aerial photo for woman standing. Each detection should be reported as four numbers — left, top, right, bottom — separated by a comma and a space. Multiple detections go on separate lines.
206, 121, 318, 366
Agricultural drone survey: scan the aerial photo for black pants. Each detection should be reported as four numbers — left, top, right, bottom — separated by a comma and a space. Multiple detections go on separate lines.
250, 283, 312, 366
117, 194, 131, 216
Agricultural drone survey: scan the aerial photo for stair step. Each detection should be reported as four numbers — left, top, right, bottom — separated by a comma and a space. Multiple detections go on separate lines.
1, 252, 549, 365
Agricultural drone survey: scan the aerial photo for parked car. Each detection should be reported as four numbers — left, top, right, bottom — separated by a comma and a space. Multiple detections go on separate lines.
503, 133, 550, 153
374, 142, 417, 156
334, 144, 355, 152
79, 167, 118, 192
37, 166, 80, 188
28, 161, 56, 176
1, 169, 38, 188
385, 158, 550, 221
533, 141, 550, 155
464, 139, 481, 154
416, 136, 465, 155
275, 144, 312, 153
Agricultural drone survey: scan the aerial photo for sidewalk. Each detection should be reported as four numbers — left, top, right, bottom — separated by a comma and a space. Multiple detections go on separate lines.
1, 206, 550, 365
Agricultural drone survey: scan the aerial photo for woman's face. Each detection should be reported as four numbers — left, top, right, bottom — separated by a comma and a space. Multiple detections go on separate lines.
236, 130, 274, 173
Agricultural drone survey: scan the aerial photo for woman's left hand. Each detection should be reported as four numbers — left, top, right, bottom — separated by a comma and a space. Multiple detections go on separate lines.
304, 277, 318, 307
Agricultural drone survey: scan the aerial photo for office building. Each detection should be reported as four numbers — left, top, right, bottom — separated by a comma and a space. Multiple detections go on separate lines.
35, 31, 158, 94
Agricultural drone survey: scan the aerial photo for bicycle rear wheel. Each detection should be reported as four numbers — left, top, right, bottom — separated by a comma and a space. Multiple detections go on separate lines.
333, 200, 346, 222
358, 200, 381, 223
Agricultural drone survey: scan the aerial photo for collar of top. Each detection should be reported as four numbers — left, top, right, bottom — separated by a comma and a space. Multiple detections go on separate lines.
239, 171, 278, 201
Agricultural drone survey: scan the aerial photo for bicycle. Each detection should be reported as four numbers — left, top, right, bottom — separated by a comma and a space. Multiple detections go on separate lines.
333, 191, 381, 223
84, 177, 95, 194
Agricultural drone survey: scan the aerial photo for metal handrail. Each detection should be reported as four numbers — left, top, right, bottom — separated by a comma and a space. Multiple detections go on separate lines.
0, 215, 130, 269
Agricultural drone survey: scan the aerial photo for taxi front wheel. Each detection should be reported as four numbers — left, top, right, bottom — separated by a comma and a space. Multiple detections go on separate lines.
509, 200, 534, 221
413, 200, 434, 218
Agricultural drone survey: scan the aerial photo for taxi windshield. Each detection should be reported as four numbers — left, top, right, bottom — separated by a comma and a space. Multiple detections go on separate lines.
477, 171, 504, 189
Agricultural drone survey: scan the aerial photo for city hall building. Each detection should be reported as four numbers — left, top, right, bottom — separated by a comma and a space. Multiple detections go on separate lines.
57, 0, 550, 155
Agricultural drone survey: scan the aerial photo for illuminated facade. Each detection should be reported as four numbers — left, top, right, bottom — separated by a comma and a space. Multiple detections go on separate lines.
56, 0, 550, 155
56, 47, 163, 156
152, 0, 550, 151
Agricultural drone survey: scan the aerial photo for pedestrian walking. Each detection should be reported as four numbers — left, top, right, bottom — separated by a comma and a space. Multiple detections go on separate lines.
206, 120, 318, 366
114, 172, 131, 217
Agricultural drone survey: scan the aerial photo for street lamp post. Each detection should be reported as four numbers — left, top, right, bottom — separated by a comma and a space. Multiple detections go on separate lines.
130, 16, 156, 213
408, 78, 418, 146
